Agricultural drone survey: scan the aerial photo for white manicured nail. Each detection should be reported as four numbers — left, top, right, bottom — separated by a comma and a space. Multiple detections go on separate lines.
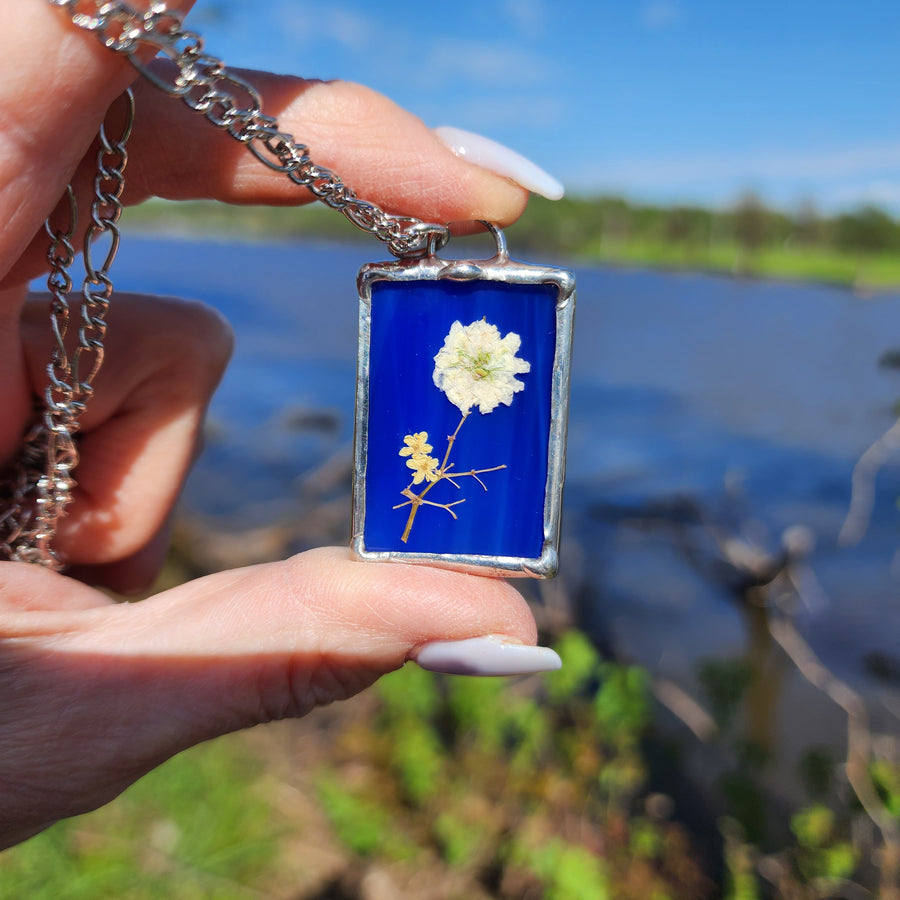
434, 125, 565, 201
415, 635, 562, 677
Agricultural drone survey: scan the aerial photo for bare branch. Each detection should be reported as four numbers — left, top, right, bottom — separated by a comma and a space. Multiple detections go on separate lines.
653, 679, 718, 741
838, 416, 900, 547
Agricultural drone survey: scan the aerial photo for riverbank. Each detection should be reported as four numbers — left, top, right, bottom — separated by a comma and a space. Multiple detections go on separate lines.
125, 196, 900, 292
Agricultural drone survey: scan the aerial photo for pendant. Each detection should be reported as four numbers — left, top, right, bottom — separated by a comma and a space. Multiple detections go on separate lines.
351, 224, 575, 578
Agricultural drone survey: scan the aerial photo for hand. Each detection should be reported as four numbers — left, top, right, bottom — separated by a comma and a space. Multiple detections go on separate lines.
0, 2, 559, 849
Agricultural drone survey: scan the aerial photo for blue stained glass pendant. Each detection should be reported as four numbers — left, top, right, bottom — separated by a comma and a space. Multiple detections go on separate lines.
351, 225, 575, 578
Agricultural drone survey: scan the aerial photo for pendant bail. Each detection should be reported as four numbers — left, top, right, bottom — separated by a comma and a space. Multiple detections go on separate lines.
479, 221, 509, 263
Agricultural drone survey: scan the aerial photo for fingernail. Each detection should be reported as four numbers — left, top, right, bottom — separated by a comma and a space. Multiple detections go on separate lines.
415, 635, 562, 677
434, 125, 565, 201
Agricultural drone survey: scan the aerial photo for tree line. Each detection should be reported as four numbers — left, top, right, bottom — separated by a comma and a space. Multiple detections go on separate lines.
128, 193, 900, 287
507, 193, 900, 259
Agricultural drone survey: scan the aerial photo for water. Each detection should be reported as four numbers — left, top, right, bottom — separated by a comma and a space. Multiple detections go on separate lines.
112, 236, 900, 735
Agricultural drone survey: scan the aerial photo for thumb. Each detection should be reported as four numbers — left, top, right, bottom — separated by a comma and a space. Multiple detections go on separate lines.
0, 548, 557, 844
60, 547, 551, 720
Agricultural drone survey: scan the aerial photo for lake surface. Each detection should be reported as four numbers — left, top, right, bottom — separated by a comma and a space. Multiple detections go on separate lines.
110, 235, 900, 772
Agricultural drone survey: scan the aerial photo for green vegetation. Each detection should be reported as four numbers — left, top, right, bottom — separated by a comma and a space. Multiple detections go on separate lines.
790, 805, 858, 883
126, 193, 900, 290
508, 194, 900, 290
312, 630, 714, 898
695, 637, 900, 899
0, 736, 283, 899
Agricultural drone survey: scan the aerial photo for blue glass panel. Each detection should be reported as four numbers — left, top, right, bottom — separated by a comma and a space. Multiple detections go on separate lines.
363, 278, 557, 559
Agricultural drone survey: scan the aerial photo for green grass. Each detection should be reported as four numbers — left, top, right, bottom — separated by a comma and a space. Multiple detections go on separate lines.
0, 736, 283, 900
586, 237, 900, 290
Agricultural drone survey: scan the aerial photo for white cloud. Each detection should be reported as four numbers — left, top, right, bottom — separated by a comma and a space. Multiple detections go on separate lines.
425, 39, 556, 86
276, 2, 379, 51
578, 140, 900, 189
642, 0, 682, 29
569, 139, 900, 211
503, 0, 546, 38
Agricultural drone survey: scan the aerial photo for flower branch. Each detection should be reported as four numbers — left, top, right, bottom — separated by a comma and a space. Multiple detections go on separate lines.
393, 319, 530, 543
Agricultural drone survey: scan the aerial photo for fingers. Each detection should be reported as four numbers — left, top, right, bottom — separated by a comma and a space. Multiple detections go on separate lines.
0, 284, 30, 463
0, 548, 539, 844
63, 545, 540, 728
3, 8, 530, 289
2, 3, 526, 241
3, 71, 530, 286
122, 71, 529, 225
18, 292, 233, 571
55, 545, 542, 735
66, 513, 176, 595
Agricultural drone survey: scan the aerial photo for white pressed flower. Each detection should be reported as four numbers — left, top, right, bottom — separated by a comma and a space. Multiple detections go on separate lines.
432, 319, 531, 414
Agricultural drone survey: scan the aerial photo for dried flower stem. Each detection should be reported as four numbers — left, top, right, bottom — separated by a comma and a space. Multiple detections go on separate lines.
396, 412, 506, 542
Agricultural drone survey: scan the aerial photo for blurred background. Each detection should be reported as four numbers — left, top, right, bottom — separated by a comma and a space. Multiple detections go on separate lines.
4, 2, 900, 898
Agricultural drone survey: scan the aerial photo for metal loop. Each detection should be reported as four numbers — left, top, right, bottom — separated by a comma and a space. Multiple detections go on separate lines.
247, 130, 309, 173
383, 219, 452, 259
100, 87, 136, 150
129, 45, 193, 96
83, 226, 121, 281
43, 185, 78, 243
479, 221, 509, 262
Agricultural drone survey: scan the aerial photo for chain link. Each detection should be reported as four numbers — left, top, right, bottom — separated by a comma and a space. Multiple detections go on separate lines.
0, 89, 135, 568
46, 0, 451, 259
73, 89, 134, 409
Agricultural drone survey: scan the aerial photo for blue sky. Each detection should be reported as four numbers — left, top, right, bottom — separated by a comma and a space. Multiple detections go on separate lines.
190, 0, 900, 213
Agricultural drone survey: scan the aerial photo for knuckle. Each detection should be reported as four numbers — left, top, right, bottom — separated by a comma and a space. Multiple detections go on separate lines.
122, 293, 234, 393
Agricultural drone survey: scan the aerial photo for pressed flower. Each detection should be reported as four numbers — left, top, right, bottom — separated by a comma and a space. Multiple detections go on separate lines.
395, 319, 523, 542
399, 431, 433, 458
433, 319, 531, 414
406, 453, 440, 485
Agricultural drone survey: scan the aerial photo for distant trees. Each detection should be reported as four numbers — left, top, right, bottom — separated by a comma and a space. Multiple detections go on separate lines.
791, 200, 825, 247
127, 193, 900, 286
664, 206, 712, 248
731, 192, 770, 254
508, 193, 900, 270
833, 206, 900, 253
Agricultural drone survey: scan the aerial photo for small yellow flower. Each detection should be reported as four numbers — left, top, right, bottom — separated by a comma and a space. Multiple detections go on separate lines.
406, 453, 440, 484
399, 431, 433, 458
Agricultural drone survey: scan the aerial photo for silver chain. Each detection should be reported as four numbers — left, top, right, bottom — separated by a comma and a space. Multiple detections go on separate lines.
0, 88, 134, 568
3, 0, 453, 568
47, 0, 451, 259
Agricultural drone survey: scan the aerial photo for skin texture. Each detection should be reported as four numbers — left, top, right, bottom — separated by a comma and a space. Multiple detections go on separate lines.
0, 1, 535, 849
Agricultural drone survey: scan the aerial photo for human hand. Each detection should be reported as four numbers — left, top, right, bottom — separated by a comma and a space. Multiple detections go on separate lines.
0, 1, 561, 849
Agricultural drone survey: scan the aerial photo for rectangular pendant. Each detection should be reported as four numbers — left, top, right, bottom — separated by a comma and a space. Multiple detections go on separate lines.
351, 232, 575, 578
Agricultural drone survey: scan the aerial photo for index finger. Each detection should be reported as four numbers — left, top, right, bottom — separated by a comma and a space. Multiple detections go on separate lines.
2, 4, 531, 288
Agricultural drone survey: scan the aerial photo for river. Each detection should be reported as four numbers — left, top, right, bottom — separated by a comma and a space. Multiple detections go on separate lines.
107, 234, 900, 816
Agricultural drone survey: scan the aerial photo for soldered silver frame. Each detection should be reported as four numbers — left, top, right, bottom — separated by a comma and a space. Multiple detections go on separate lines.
351, 228, 575, 578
